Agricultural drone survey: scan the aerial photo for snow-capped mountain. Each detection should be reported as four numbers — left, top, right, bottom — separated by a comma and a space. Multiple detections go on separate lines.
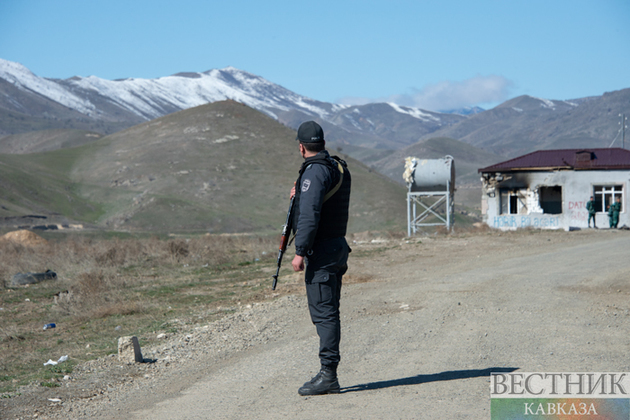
63, 67, 349, 121
0, 58, 463, 147
0, 59, 96, 115
1, 58, 628, 158
0, 58, 342, 121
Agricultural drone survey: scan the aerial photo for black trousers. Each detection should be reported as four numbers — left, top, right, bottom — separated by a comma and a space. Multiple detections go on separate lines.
304, 237, 349, 368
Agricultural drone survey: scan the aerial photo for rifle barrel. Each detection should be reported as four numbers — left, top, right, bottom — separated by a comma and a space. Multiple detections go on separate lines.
271, 196, 295, 290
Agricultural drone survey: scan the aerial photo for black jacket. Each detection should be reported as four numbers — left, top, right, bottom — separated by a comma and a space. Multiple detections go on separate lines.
293, 150, 351, 257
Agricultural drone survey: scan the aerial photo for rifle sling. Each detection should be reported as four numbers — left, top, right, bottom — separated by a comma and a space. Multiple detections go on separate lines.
323, 161, 344, 203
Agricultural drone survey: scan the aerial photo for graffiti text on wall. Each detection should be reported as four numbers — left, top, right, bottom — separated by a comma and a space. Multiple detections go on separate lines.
568, 201, 587, 222
493, 216, 560, 229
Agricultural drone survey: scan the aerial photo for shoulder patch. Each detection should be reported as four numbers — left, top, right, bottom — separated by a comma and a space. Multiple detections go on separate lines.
301, 179, 311, 192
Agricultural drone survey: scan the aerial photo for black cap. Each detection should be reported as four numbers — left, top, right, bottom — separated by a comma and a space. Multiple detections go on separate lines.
296, 121, 324, 143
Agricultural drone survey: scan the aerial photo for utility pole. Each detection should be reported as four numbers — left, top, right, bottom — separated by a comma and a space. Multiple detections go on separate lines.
621, 114, 628, 149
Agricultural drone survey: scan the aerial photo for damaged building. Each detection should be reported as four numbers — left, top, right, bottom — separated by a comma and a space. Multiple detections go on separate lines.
478, 148, 630, 230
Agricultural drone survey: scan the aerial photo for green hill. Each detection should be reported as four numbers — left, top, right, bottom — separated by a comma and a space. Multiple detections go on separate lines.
1, 101, 407, 234
0, 129, 103, 154
0, 149, 104, 223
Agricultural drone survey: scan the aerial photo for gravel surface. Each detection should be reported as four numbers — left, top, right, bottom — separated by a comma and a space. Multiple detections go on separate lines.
3, 229, 629, 419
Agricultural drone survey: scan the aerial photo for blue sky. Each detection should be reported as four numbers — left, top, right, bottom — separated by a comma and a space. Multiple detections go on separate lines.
1, 0, 628, 111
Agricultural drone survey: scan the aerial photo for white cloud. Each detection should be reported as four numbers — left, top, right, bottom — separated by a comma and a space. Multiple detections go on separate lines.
337, 75, 514, 111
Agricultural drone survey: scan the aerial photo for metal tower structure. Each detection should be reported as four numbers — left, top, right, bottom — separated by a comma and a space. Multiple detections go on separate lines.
404, 156, 455, 236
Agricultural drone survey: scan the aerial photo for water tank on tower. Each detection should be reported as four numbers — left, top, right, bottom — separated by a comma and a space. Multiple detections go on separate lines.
403, 156, 455, 235
403, 156, 455, 193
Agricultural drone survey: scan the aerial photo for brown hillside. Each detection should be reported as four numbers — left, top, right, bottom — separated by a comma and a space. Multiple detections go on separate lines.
69, 100, 407, 233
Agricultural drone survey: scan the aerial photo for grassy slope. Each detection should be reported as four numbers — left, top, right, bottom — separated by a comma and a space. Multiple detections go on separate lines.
1, 101, 408, 234
0, 149, 104, 222
0, 129, 103, 154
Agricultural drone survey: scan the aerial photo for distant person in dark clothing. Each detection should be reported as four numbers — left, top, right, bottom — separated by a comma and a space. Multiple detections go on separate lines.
289, 121, 351, 396
586, 196, 596, 228
607, 203, 613, 228
609, 197, 621, 228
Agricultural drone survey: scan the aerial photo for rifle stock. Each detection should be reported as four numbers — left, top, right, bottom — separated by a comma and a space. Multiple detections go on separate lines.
272, 196, 295, 290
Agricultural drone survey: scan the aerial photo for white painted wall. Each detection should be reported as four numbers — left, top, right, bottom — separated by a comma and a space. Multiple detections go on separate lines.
481, 170, 630, 231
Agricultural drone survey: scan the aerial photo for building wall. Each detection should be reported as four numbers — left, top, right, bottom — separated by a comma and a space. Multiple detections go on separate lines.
481, 170, 630, 231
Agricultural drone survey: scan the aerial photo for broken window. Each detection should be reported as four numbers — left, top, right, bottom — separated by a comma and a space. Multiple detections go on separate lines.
500, 189, 527, 215
593, 185, 623, 213
539, 186, 562, 214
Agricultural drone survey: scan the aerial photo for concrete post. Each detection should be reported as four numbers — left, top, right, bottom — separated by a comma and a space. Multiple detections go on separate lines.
118, 336, 143, 363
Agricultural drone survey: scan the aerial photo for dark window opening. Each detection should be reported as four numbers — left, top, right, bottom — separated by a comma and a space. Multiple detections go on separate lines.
500, 188, 527, 215
539, 186, 562, 214
509, 195, 518, 214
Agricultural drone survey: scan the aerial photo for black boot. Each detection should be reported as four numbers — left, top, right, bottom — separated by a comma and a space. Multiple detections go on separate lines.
298, 366, 340, 395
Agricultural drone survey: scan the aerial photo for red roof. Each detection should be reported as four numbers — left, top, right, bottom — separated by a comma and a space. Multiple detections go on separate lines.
479, 148, 630, 173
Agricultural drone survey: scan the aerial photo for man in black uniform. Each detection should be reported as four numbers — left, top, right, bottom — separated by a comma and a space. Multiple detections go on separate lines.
290, 121, 351, 396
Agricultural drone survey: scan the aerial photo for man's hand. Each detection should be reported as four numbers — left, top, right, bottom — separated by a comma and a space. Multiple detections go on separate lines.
290, 181, 296, 199
292, 255, 305, 272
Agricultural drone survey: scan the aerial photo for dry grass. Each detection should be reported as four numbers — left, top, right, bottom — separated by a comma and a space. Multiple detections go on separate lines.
0, 232, 278, 394
0, 229, 418, 394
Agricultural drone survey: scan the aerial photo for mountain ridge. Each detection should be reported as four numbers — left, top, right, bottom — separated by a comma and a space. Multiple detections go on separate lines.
1, 58, 628, 164
422, 89, 630, 156
0, 58, 464, 150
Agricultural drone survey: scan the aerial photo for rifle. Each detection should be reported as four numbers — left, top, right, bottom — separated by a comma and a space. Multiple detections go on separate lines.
272, 196, 295, 290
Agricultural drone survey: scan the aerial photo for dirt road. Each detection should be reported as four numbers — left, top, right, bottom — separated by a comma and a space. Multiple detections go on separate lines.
17, 229, 630, 419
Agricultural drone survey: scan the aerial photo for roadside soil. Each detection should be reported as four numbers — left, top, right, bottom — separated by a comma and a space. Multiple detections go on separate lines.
3, 228, 629, 419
